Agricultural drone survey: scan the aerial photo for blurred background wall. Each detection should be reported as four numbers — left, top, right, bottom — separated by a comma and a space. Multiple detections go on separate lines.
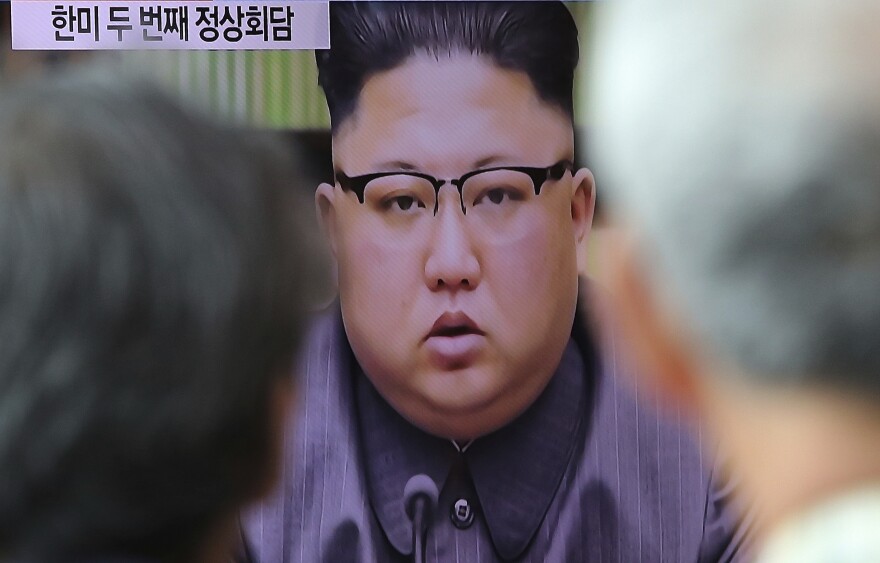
2, 3, 594, 128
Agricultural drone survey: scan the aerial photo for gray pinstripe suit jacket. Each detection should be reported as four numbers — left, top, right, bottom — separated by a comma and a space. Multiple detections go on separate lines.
241, 300, 751, 563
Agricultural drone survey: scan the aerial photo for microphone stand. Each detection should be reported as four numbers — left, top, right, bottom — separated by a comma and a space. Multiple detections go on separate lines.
412, 495, 428, 563
404, 474, 439, 563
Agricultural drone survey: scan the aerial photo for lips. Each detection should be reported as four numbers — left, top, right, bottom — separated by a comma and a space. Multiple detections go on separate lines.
426, 311, 485, 340
424, 311, 486, 369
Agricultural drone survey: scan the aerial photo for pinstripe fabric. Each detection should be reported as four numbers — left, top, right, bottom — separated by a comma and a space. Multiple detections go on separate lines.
352, 338, 587, 562
241, 297, 750, 563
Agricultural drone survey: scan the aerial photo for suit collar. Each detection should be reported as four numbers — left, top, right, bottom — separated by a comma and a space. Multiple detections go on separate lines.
354, 336, 588, 559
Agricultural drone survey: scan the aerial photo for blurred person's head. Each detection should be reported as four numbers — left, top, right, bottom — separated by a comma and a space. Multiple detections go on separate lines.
591, 0, 880, 539
314, 1, 596, 440
0, 70, 320, 561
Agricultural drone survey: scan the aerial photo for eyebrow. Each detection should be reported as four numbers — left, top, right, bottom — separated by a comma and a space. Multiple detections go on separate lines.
472, 155, 511, 169
369, 154, 516, 175
372, 160, 420, 172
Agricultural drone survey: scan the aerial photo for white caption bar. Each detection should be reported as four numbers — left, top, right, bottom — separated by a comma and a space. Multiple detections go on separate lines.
11, 0, 329, 50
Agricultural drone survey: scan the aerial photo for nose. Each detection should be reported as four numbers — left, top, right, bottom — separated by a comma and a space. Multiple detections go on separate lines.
424, 187, 481, 292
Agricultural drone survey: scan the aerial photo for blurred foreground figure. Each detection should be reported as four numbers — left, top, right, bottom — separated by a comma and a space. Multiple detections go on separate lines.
592, 2, 880, 562
0, 71, 320, 562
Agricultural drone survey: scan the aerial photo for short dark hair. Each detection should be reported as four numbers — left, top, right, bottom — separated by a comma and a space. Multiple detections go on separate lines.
316, 1, 579, 134
0, 70, 321, 561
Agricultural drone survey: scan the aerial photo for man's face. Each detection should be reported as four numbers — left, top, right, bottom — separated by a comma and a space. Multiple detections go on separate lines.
317, 55, 594, 440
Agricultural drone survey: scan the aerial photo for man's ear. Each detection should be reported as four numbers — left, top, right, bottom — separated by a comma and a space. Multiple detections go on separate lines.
571, 167, 596, 244
600, 230, 703, 414
315, 182, 339, 258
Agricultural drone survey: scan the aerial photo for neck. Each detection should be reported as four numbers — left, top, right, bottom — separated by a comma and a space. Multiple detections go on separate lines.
712, 383, 880, 544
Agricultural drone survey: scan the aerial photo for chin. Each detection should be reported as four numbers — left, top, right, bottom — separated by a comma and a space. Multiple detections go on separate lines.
408, 408, 504, 441
420, 368, 502, 412
405, 376, 516, 437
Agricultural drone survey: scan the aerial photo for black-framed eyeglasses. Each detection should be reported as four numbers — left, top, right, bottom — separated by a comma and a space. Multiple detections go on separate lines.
334, 160, 574, 216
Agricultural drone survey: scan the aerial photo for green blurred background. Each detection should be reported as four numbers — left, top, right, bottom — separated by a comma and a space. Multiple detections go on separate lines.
105, 3, 594, 129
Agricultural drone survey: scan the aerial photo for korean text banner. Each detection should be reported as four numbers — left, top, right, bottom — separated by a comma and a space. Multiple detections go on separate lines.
10, 0, 329, 50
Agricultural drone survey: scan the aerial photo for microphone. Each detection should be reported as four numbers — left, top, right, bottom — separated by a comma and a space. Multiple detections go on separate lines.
404, 474, 439, 563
